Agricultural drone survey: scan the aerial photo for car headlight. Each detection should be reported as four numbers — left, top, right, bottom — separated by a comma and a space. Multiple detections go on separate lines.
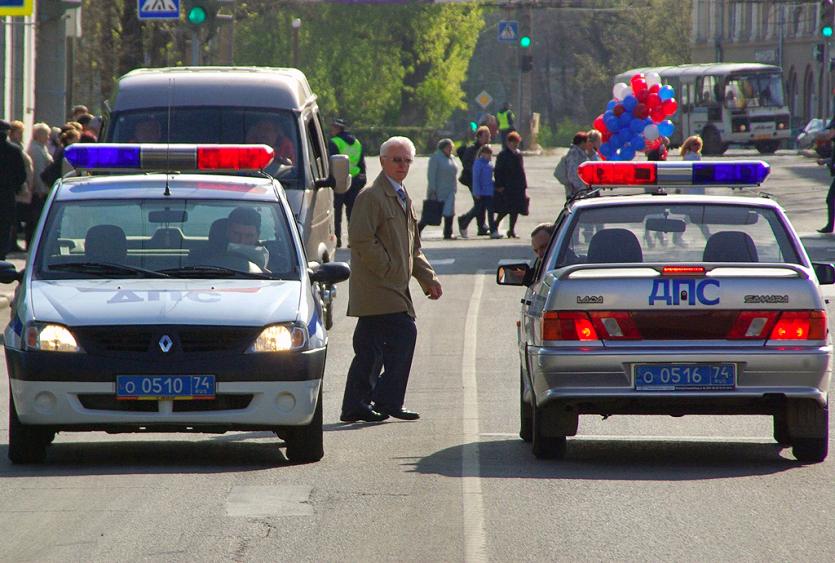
247, 323, 307, 352
25, 322, 83, 353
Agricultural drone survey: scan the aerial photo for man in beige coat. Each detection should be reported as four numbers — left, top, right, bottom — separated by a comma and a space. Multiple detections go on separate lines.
340, 136, 443, 423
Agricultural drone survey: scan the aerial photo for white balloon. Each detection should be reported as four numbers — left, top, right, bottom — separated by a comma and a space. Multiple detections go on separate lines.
624, 86, 634, 98
612, 82, 628, 101
645, 72, 661, 88
643, 123, 660, 141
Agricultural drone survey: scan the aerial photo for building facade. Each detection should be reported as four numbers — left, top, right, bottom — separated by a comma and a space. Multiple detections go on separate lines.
1, 9, 36, 130
692, 0, 830, 125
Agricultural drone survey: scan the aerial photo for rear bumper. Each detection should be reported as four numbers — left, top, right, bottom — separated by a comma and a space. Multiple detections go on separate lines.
528, 345, 831, 413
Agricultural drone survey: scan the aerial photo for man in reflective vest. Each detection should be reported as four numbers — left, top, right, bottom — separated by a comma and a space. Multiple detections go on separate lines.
497, 102, 516, 146
329, 118, 367, 248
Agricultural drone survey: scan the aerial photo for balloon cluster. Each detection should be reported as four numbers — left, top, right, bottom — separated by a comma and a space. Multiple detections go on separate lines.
592, 72, 679, 161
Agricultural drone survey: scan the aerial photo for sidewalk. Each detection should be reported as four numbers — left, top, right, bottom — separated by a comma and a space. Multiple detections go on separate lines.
0, 251, 26, 310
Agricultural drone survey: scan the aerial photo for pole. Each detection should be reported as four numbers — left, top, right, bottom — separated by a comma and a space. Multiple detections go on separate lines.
191, 29, 200, 65
292, 18, 301, 68
521, 4, 533, 148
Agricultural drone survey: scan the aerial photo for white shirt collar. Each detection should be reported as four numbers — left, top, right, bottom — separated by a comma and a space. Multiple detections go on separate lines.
385, 174, 405, 193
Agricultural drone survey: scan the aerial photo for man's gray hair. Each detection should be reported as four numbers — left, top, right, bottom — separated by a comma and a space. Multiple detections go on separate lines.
530, 222, 556, 238
380, 136, 416, 158
32, 122, 51, 137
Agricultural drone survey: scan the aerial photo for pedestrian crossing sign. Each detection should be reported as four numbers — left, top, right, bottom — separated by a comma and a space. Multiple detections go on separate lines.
0, 0, 33, 17
497, 20, 519, 44
138, 0, 180, 20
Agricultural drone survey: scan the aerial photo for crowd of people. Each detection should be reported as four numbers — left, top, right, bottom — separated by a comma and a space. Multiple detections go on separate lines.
0, 104, 100, 258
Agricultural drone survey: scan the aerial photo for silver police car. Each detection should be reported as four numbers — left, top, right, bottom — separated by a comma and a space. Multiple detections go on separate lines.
0, 144, 349, 464
498, 161, 832, 462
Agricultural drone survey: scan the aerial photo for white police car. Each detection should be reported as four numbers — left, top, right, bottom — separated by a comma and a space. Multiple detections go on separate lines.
498, 161, 833, 462
0, 144, 349, 464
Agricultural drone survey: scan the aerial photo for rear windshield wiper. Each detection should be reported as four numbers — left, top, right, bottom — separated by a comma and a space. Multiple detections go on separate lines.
159, 265, 272, 279
48, 261, 171, 278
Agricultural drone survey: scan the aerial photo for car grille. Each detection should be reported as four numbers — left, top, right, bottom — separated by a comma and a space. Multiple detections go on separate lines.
77, 394, 253, 412
73, 326, 260, 354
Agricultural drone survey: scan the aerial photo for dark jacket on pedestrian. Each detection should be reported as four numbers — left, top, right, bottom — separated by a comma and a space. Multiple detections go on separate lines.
458, 141, 484, 188
0, 135, 27, 201
493, 147, 528, 214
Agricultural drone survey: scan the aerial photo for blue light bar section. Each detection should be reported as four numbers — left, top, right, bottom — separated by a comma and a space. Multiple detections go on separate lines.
65, 145, 142, 169
691, 161, 770, 185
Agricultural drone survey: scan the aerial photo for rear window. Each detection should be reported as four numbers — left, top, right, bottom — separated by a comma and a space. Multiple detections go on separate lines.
107, 108, 301, 183
549, 203, 801, 268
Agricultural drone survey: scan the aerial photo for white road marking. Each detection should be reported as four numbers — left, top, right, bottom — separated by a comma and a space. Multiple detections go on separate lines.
226, 485, 313, 517
431, 258, 456, 265
478, 432, 771, 443
462, 271, 487, 562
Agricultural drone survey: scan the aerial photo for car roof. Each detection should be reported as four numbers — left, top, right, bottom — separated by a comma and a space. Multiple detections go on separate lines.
55, 174, 281, 202
112, 67, 315, 112
569, 193, 784, 211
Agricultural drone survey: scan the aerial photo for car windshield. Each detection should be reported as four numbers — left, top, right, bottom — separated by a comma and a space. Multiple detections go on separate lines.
34, 198, 301, 280
107, 108, 301, 183
724, 73, 785, 109
549, 202, 801, 269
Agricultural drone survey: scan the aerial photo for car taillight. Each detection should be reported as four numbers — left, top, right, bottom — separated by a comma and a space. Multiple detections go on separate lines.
542, 311, 599, 341
588, 311, 641, 339
769, 310, 827, 340
727, 311, 779, 339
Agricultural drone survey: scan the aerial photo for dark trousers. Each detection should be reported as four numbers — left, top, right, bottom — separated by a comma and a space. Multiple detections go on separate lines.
825, 177, 835, 229
341, 312, 417, 414
26, 194, 46, 247
418, 215, 455, 239
334, 183, 361, 243
0, 197, 16, 260
494, 212, 518, 235
466, 187, 488, 233
460, 196, 496, 233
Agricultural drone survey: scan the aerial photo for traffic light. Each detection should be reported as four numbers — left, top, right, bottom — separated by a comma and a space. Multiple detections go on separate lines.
184, 0, 218, 30
469, 120, 478, 133
521, 54, 533, 72
816, 43, 825, 62
519, 35, 531, 48
823, 0, 834, 37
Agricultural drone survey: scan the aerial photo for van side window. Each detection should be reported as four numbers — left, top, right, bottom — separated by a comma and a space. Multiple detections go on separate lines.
306, 117, 327, 180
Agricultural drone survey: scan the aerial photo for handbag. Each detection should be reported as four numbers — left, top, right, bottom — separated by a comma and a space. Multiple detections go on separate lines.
521, 196, 530, 216
420, 198, 444, 226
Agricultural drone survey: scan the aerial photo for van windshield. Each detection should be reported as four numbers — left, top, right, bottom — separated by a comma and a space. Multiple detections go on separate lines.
107, 108, 301, 183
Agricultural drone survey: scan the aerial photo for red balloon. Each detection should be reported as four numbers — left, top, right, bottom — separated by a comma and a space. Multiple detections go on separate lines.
602, 131, 612, 142
633, 103, 649, 119
651, 107, 665, 122
630, 73, 645, 88
593, 114, 606, 132
632, 79, 648, 95
647, 138, 661, 150
613, 104, 625, 117
647, 93, 661, 109
649, 83, 661, 94
662, 98, 678, 116
636, 88, 649, 103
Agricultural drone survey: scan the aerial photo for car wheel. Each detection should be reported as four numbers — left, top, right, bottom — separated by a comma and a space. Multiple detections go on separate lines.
8, 393, 49, 464
284, 386, 324, 464
531, 404, 567, 460
519, 369, 532, 443
754, 140, 780, 154
789, 400, 829, 464
772, 412, 791, 446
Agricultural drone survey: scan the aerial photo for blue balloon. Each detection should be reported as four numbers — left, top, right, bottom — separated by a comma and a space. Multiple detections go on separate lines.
605, 117, 620, 132
604, 110, 615, 121
608, 134, 623, 149
606, 100, 617, 111
619, 128, 632, 143
623, 95, 638, 112
599, 142, 613, 158
659, 85, 675, 101
631, 134, 645, 149
658, 119, 675, 137
630, 118, 645, 134
618, 112, 632, 128
619, 145, 636, 161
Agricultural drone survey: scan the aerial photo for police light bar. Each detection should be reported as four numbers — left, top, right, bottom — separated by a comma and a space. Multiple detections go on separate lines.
64, 144, 276, 171
577, 161, 770, 188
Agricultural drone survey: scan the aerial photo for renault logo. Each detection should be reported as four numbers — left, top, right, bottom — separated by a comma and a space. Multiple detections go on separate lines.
159, 335, 174, 353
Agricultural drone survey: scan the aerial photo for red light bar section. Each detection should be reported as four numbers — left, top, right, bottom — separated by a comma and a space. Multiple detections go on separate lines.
662, 266, 706, 276
578, 162, 657, 186
197, 145, 275, 170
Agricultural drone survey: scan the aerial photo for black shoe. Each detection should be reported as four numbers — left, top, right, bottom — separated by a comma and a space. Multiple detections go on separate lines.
336, 237, 343, 248
376, 406, 420, 420
818, 226, 833, 234
476, 229, 489, 236
340, 407, 389, 423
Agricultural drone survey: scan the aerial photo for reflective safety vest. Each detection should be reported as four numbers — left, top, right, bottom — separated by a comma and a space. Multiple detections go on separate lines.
331, 135, 363, 176
497, 110, 513, 130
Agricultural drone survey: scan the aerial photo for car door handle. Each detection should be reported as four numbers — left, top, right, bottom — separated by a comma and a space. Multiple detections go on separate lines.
521, 298, 531, 305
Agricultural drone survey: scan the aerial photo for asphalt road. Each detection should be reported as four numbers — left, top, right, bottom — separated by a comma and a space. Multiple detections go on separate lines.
1, 149, 834, 562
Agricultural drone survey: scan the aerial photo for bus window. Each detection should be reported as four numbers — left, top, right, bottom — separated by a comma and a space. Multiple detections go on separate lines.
697, 75, 720, 106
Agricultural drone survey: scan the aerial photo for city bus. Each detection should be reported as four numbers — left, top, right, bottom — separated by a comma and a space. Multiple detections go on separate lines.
615, 63, 791, 155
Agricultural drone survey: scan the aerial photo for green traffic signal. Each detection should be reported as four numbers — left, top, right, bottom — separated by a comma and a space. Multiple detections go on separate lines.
519, 35, 531, 48
824, 25, 834, 38
187, 6, 207, 25
469, 121, 478, 132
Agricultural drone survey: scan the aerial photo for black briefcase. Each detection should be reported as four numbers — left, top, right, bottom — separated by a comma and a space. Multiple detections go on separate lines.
420, 199, 444, 226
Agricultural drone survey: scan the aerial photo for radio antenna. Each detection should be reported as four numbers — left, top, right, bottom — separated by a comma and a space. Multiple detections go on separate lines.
164, 77, 173, 196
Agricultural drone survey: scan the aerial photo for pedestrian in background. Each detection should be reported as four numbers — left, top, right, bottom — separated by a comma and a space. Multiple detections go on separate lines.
418, 138, 458, 239
680, 135, 703, 161
70, 105, 88, 122
27, 123, 53, 247
459, 145, 500, 239
563, 131, 591, 199
76, 113, 98, 143
340, 136, 442, 423
587, 129, 603, 161
9, 121, 33, 252
497, 102, 516, 145
0, 120, 27, 259
493, 131, 528, 239
328, 118, 366, 248
458, 125, 491, 235
47, 126, 62, 157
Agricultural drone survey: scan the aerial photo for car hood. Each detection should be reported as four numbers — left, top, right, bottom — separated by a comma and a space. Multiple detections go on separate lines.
29, 279, 302, 327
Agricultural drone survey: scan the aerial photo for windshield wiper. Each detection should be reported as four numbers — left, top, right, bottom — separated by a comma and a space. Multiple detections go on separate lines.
49, 262, 171, 278
159, 265, 271, 279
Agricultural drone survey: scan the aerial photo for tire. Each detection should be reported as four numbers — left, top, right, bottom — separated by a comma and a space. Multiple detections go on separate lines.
284, 386, 324, 463
773, 412, 791, 446
8, 394, 49, 464
531, 404, 567, 460
789, 401, 829, 464
754, 140, 780, 154
519, 369, 532, 443
702, 128, 723, 156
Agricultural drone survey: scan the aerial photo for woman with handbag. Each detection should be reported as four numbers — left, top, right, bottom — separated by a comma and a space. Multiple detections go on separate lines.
493, 131, 528, 238
419, 138, 459, 239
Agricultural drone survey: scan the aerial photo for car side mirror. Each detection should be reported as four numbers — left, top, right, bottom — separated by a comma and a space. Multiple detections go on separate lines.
309, 261, 351, 284
0, 261, 21, 284
496, 260, 530, 286
812, 262, 835, 285
329, 154, 351, 195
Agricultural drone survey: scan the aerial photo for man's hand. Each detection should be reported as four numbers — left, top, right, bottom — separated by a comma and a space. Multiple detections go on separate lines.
425, 280, 443, 300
